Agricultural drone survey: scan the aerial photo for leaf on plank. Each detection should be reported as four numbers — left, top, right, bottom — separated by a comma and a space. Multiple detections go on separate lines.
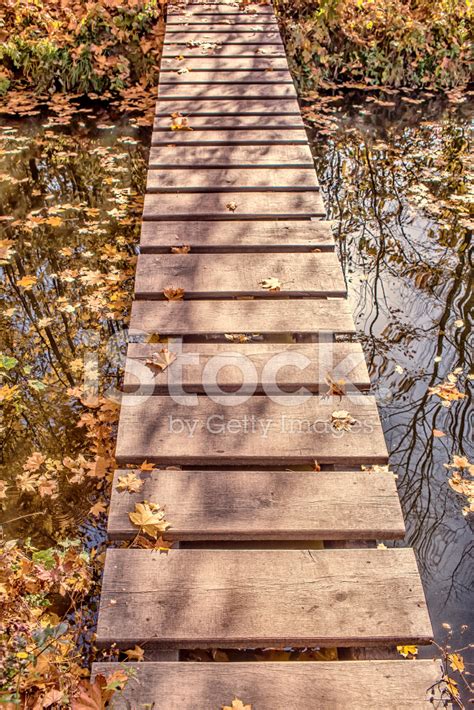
259, 277, 281, 292
331, 409, 356, 431
146, 347, 177, 373
129, 501, 170, 539
116, 471, 143, 494
171, 244, 191, 253
163, 287, 185, 301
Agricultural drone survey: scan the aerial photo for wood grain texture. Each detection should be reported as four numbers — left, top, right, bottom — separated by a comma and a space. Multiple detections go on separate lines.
148, 144, 313, 167
162, 45, 285, 57
114, 395, 387, 465
108, 469, 405, 541
159, 57, 290, 71
139, 220, 335, 253
166, 24, 279, 32
150, 128, 307, 144
160, 69, 292, 83
95, 548, 432, 647
123, 341, 370, 394
134, 253, 344, 298
146, 167, 318, 191
129, 298, 355, 335
92, 661, 440, 710
153, 114, 304, 130
163, 31, 283, 43
158, 83, 297, 99
142, 191, 325, 219
154, 98, 301, 114
167, 15, 278, 24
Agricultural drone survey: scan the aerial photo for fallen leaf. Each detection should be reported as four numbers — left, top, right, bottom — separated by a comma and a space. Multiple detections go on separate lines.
89, 500, 107, 517
17, 274, 37, 289
129, 501, 170, 538
377, 543, 388, 549
443, 675, 460, 698
222, 699, 252, 710
325, 373, 345, 399
331, 409, 356, 431
433, 429, 445, 437
116, 472, 144, 494
124, 645, 145, 662
171, 244, 191, 253
140, 461, 155, 471
259, 277, 281, 292
170, 112, 193, 131
453, 319, 464, 328
146, 348, 177, 372
396, 644, 418, 658
447, 653, 465, 673
42, 688, 64, 708
224, 333, 253, 343
163, 287, 185, 301
226, 201, 237, 212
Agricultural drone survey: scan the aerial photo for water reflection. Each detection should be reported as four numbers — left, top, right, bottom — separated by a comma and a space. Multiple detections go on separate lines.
309, 95, 473, 652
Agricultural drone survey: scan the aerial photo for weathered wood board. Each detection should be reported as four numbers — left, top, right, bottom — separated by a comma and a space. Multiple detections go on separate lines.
123, 341, 370, 394
115, 395, 388, 465
159, 57, 290, 71
142, 191, 325, 219
148, 144, 314, 167
108, 469, 405, 541
153, 114, 304, 130
162, 45, 286, 57
129, 298, 355, 336
154, 98, 301, 114
151, 128, 307, 144
139, 220, 335, 253
91, 661, 441, 710
134, 252, 345, 298
146, 167, 318, 191
158, 83, 297, 99
96, 548, 432, 647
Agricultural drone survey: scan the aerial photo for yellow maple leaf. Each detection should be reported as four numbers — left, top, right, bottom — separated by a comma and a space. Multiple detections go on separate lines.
17, 274, 37, 289
331, 409, 356, 431
140, 460, 155, 471
447, 653, 465, 673
128, 501, 170, 538
89, 500, 107, 517
116, 472, 143, 494
45, 216, 62, 227
397, 644, 418, 658
124, 645, 145, 662
222, 699, 252, 710
443, 675, 460, 698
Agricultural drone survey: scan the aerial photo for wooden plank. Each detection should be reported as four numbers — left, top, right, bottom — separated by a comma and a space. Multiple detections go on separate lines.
166, 24, 279, 32
167, 16, 279, 24
164, 28, 282, 37
142, 191, 325, 219
160, 57, 290, 71
123, 341, 370, 394
139, 220, 335, 253
108, 469, 404, 541
134, 253, 344, 298
158, 83, 297, 99
169, 4, 274, 12
129, 298, 355, 336
95, 548, 432, 647
146, 167, 317, 191
154, 114, 304, 130
115, 395, 387, 465
159, 69, 293, 83
155, 98, 301, 114
92, 660, 440, 710
150, 129, 307, 145
162, 45, 285, 57
148, 145, 313, 167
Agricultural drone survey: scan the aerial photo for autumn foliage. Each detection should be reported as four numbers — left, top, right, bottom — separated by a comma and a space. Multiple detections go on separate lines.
0, 0, 163, 95
275, 0, 472, 91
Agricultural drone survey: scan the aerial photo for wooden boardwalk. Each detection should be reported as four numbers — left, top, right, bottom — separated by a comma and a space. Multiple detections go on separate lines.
93, 1, 439, 707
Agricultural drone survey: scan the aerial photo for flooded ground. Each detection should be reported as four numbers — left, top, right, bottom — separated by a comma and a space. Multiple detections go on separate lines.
0, 95, 472, 682
308, 94, 473, 656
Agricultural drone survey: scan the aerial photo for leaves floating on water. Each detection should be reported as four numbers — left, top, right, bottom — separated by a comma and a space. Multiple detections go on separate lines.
429, 372, 467, 407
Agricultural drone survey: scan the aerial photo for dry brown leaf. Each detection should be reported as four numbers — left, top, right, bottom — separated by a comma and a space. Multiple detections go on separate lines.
116, 471, 143, 494
170, 112, 193, 131
146, 347, 177, 373
163, 287, 185, 301
222, 699, 252, 710
171, 244, 191, 253
428, 372, 467, 407
124, 645, 145, 662
140, 460, 155, 471
331, 409, 356, 431
226, 201, 237, 212
129, 501, 170, 538
325, 373, 346, 399
17, 274, 37, 289
89, 500, 107, 517
259, 277, 281, 292
224, 333, 253, 343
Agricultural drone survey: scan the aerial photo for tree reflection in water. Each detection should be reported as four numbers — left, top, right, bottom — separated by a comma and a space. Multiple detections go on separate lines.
310, 95, 473, 651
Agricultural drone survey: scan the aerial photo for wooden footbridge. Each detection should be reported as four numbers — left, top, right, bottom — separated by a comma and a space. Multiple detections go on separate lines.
93, 1, 440, 706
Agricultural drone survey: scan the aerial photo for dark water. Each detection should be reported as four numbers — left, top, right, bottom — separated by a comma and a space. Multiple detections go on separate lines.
0, 96, 472, 676
309, 95, 473, 656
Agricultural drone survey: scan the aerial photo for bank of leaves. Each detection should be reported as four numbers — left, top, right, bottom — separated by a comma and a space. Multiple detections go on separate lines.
275, 0, 471, 92
0, 0, 163, 96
